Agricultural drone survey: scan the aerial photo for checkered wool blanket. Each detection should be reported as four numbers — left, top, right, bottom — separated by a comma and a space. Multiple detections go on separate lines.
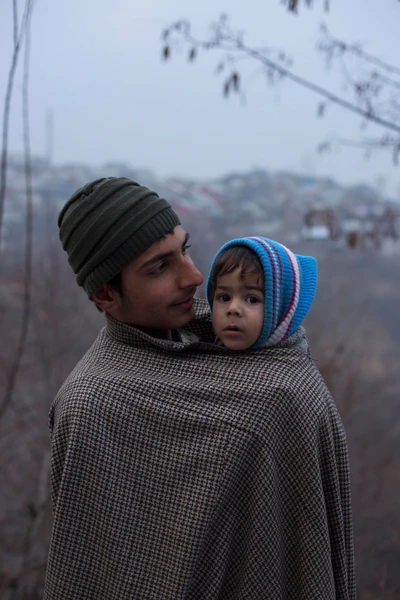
44, 299, 356, 599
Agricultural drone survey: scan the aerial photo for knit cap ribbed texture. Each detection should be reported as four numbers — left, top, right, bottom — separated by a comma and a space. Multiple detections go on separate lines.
206, 236, 318, 348
58, 177, 180, 297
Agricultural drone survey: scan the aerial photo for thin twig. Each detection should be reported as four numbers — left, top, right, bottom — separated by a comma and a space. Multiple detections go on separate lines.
0, 0, 32, 253
0, 50, 21, 251
283, 0, 329, 13
13, 0, 18, 49
331, 136, 396, 149
322, 26, 400, 78
236, 40, 400, 132
0, 0, 34, 422
174, 22, 400, 135
373, 70, 400, 91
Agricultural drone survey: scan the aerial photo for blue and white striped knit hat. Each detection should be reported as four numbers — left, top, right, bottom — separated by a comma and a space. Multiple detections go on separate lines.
206, 236, 318, 349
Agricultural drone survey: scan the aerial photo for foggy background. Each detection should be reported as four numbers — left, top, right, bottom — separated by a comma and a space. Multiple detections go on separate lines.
1, 0, 400, 194
1, 1, 400, 598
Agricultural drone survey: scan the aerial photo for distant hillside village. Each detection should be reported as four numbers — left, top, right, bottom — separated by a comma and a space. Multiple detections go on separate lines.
3, 155, 400, 253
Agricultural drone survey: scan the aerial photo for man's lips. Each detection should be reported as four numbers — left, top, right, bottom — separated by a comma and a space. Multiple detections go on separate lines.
171, 295, 194, 308
172, 288, 197, 307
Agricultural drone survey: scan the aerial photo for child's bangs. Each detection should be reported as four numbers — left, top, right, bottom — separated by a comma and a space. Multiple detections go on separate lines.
212, 246, 264, 294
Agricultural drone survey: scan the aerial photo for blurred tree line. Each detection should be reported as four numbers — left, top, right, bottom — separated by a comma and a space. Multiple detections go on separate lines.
1, 203, 400, 598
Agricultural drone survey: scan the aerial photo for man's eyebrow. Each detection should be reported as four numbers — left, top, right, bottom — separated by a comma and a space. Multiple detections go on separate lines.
139, 251, 173, 270
138, 232, 190, 270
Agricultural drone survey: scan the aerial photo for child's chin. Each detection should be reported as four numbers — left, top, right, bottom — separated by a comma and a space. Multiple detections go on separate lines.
222, 338, 249, 351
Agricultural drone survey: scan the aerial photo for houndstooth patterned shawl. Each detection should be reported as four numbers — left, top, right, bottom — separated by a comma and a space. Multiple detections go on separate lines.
44, 299, 356, 600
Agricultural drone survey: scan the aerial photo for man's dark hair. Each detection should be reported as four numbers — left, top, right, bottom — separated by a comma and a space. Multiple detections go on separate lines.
107, 272, 123, 295
94, 272, 123, 312
209, 245, 264, 302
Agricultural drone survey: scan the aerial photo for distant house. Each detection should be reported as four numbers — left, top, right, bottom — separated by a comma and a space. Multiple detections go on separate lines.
301, 225, 331, 241
341, 214, 382, 249
341, 218, 363, 235
303, 207, 337, 240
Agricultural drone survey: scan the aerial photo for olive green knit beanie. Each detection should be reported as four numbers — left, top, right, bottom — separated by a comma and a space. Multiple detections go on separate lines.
58, 177, 181, 298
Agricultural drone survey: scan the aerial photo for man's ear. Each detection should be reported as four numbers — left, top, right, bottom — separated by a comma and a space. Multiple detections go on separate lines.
92, 285, 121, 314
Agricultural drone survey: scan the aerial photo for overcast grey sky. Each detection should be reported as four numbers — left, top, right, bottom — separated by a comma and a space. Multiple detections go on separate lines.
1, 0, 400, 196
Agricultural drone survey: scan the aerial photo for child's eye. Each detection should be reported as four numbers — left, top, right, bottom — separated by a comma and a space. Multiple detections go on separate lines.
182, 244, 192, 255
246, 296, 261, 304
217, 294, 230, 303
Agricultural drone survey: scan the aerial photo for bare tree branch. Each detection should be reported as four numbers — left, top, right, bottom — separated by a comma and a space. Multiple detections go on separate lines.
318, 134, 400, 165
163, 17, 400, 136
282, 0, 329, 13
320, 23, 400, 78
325, 136, 398, 150
0, 0, 34, 422
374, 71, 400, 92
0, 0, 33, 253
315, 22, 400, 159
236, 42, 400, 133
13, 0, 18, 49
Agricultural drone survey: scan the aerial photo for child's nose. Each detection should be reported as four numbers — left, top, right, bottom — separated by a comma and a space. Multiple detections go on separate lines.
227, 300, 241, 315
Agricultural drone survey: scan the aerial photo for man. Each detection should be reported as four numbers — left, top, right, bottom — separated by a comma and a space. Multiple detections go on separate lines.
45, 177, 356, 599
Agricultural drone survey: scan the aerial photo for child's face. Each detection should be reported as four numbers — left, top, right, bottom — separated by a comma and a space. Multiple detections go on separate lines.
212, 268, 264, 350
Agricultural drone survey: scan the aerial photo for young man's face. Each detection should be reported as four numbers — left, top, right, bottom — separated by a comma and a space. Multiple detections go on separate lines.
110, 226, 203, 335
212, 268, 264, 350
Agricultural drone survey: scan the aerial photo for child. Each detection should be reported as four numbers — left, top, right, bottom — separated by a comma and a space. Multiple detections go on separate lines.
206, 236, 317, 350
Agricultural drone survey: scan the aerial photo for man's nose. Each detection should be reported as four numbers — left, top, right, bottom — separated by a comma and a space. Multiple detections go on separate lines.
180, 258, 203, 289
